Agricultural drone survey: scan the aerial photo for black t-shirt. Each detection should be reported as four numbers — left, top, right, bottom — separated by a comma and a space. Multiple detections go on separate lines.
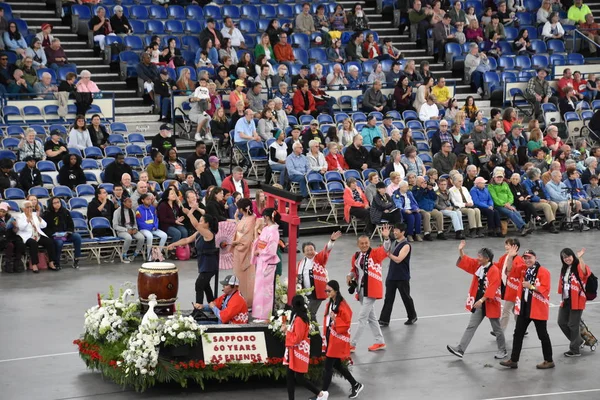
44, 140, 67, 164
89, 16, 107, 36
151, 133, 176, 155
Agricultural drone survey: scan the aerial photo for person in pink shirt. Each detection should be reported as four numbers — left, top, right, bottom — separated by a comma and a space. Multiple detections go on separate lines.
75, 70, 100, 93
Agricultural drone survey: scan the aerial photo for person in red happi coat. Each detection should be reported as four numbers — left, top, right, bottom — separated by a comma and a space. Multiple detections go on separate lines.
315, 280, 363, 400
283, 295, 323, 400
447, 240, 507, 360
500, 249, 555, 370
494, 238, 527, 334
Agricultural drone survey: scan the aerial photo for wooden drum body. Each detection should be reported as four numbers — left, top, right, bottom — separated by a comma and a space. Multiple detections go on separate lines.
138, 262, 179, 314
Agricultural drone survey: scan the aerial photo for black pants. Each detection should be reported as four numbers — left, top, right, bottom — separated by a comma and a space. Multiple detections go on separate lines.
516, 201, 537, 223
350, 206, 373, 233
478, 206, 501, 230
363, 105, 390, 114
376, 209, 402, 225
286, 367, 320, 400
379, 280, 417, 323
25, 236, 56, 265
322, 356, 357, 391
510, 314, 553, 363
195, 271, 216, 304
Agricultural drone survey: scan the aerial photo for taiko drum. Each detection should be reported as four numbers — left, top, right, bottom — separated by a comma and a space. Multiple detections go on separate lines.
138, 262, 179, 314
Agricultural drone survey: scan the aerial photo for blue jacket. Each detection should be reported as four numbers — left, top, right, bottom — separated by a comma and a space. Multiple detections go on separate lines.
347, 73, 365, 90
470, 186, 494, 208
3, 32, 28, 52
523, 178, 551, 202
135, 204, 158, 231
392, 189, 419, 212
412, 187, 437, 212
564, 178, 588, 200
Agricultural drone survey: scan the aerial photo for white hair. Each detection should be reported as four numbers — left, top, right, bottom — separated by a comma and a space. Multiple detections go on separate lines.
349, 65, 359, 72
80, 70, 91, 78
41, 72, 52, 80
399, 181, 409, 188
113, 5, 123, 12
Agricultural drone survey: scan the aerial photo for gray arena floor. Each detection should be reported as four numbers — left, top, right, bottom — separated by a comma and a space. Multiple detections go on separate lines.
1, 231, 599, 400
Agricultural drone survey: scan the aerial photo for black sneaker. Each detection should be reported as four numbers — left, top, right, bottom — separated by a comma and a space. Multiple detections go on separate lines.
564, 351, 581, 357
437, 232, 447, 240
423, 233, 433, 241
404, 317, 418, 325
378, 320, 389, 327
73, 259, 79, 269
447, 345, 464, 358
349, 382, 364, 399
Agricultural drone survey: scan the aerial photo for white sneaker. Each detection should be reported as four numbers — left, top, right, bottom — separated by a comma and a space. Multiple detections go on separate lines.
194, 133, 203, 141
121, 257, 131, 264
583, 225, 590, 231
477, 88, 484, 97
494, 350, 508, 359
318, 391, 329, 400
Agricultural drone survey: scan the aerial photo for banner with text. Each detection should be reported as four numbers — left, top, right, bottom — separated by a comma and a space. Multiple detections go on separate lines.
202, 331, 268, 364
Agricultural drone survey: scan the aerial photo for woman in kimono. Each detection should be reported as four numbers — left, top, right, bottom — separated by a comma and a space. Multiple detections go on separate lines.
231, 198, 256, 308
251, 208, 281, 321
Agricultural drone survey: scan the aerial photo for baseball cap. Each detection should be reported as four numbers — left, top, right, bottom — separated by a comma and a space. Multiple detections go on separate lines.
522, 249, 537, 258
494, 128, 506, 136
511, 123, 523, 130
159, 123, 172, 131
218, 65, 228, 73
220, 275, 240, 286
159, 68, 169, 75
384, 113, 394, 120
367, 115, 377, 121
474, 177, 487, 184
50, 129, 62, 136
23, 156, 35, 162
375, 182, 386, 189
300, 64, 310, 70
474, 120, 485, 127
209, 155, 220, 163
235, 79, 246, 87
292, 124, 303, 131
0, 202, 9, 211
310, 119, 319, 125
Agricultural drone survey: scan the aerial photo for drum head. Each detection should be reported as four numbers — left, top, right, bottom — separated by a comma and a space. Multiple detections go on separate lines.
140, 262, 177, 271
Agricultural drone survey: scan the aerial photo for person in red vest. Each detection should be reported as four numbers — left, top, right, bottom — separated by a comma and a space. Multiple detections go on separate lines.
500, 249, 554, 369
494, 238, 527, 334
317, 280, 363, 400
347, 230, 391, 353
199, 275, 248, 324
447, 241, 507, 360
557, 247, 591, 357
283, 295, 323, 400
297, 231, 343, 322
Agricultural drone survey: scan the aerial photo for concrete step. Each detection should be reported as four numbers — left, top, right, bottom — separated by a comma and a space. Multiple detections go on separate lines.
115, 106, 153, 115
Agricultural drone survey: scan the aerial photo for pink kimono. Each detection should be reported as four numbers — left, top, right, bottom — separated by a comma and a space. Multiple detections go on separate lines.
251, 224, 280, 320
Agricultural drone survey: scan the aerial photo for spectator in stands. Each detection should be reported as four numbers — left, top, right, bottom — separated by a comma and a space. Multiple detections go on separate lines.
567, 0, 591, 24
43, 196, 82, 269
58, 154, 85, 189
346, 65, 365, 89
496, 1, 517, 27
0, 52, 11, 83
327, 39, 347, 64
153, 68, 176, 123
358, 115, 378, 147
0, 159, 18, 196
254, 34, 274, 63
581, 156, 598, 184
8, 69, 35, 96
220, 17, 245, 49
147, 149, 167, 185
384, 129, 402, 155
188, 80, 212, 140
222, 166, 250, 199
484, 15, 506, 40
413, 76, 433, 112
292, 79, 317, 118
291, 64, 309, 87
201, 157, 226, 189
544, 125, 564, 156
471, 52, 492, 97
58, 71, 77, 98
449, 1, 468, 25
26, 38, 47, 69
338, 118, 358, 147
113, 196, 144, 263
509, 173, 539, 225
19, 128, 45, 161
136, 53, 159, 104
343, 176, 372, 233
301, 120, 325, 151
344, 134, 370, 171
326, 63, 348, 90
508, 123, 527, 151
369, 137, 386, 169
0, 7, 7, 41
66, 115, 92, 152
136, 193, 167, 261
419, 94, 440, 122
362, 80, 389, 114
564, 166, 592, 211
43, 38, 72, 75
537, 0, 552, 24
130, 181, 149, 210
273, 32, 294, 69
87, 186, 116, 232
76, 69, 100, 94
44, 130, 68, 165
432, 77, 451, 109
488, 168, 530, 235
16, 200, 58, 272
165, 148, 185, 182
306, 139, 328, 174
152, 124, 177, 155
181, 172, 202, 199
433, 141, 457, 175
104, 153, 133, 187
385, 62, 402, 88
110, 5, 131, 36
256, 108, 279, 141
157, 186, 189, 244
267, 131, 288, 182
325, 142, 349, 173
309, 77, 334, 115
88, 7, 116, 52
546, 170, 583, 221
18, 156, 42, 192
469, 176, 503, 236
87, 114, 108, 149
542, 12, 565, 41
296, 3, 317, 34
3, 22, 27, 57
246, 82, 263, 117
448, 173, 484, 237
409, 0, 432, 48
370, 181, 400, 225
186, 141, 209, 178
466, 19, 484, 44
199, 17, 224, 52
393, 75, 415, 114
113, 182, 130, 206
349, 3, 370, 31
209, 108, 230, 153
34, 71, 57, 100
21, 58, 39, 86
580, 13, 600, 54
432, 15, 457, 64
330, 4, 348, 31
367, 63, 386, 85
413, 175, 446, 240
430, 120, 452, 155
234, 108, 260, 165
513, 29, 534, 55
363, 33, 383, 61
464, 165, 478, 190
525, 68, 556, 121
345, 32, 368, 62
203, 186, 228, 222
271, 65, 290, 90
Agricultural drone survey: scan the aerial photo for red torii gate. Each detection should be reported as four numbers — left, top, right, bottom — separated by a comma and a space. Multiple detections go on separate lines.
261, 184, 303, 302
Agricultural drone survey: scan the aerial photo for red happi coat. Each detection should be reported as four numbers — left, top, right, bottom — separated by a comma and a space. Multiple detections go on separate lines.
558, 264, 591, 311
323, 298, 352, 359
514, 265, 551, 321
284, 315, 311, 373
213, 290, 249, 324
495, 253, 527, 302
297, 244, 332, 301
457, 255, 502, 319
350, 246, 387, 299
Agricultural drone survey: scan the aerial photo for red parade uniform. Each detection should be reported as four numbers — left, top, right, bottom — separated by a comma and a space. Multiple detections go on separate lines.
495, 253, 527, 302
457, 255, 502, 318
514, 265, 551, 321
284, 316, 311, 373
213, 290, 249, 324
297, 243, 333, 300
323, 298, 353, 358
558, 264, 591, 311
350, 246, 387, 299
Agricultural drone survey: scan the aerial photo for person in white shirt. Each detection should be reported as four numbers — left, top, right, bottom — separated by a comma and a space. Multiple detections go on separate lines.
68, 115, 93, 151
16, 200, 58, 272
326, 63, 349, 90
189, 79, 212, 140
221, 17, 246, 49
448, 174, 484, 237
306, 139, 328, 174
419, 95, 440, 122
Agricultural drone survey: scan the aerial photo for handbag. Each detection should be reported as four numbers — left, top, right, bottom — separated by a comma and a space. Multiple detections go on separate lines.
175, 245, 190, 261
29, 252, 48, 270
151, 246, 165, 262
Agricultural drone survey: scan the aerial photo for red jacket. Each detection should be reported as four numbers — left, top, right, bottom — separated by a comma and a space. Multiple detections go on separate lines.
495, 253, 526, 303
514, 265, 551, 321
350, 245, 387, 299
221, 175, 250, 198
558, 264, 591, 311
343, 187, 368, 223
363, 42, 382, 59
325, 152, 349, 171
213, 290, 249, 324
297, 243, 332, 301
323, 298, 352, 358
284, 316, 311, 373
457, 255, 502, 319
292, 89, 316, 116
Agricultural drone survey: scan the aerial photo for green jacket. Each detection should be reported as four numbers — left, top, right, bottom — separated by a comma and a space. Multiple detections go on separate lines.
409, 9, 429, 24
488, 182, 513, 207
254, 44, 274, 60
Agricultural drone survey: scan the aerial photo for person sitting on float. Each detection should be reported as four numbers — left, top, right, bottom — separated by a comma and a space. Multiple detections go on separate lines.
196, 275, 249, 324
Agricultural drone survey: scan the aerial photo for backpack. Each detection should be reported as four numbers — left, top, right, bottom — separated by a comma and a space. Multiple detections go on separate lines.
575, 271, 598, 301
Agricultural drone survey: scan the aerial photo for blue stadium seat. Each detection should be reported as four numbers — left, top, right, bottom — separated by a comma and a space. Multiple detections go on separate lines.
523, 26, 538, 39
165, 20, 184, 34
146, 20, 165, 35
0, 150, 17, 161
203, 5, 222, 19
568, 53, 584, 65
293, 48, 308, 65
168, 5, 186, 20
238, 19, 257, 34
260, 4, 277, 18
84, 146, 104, 159
504, 27, 518, 41
129, 20, 145, 34
130, 5, 149, 19
81, 158, 99, 170
4, 188, 25, 199
497, 41, 514, 55
498, 56, 515, 70
222, 5, 241, 19
515, 12, 533, 26
23, 106, 44, 122
515, 55, 531, 70
402, 110, 419, 122
124, 35, 144, 51
531, 54, 549, 69
290, 33, 310, 50
529, 39, 546, 54
241, 5, 259, 20
547, 39, 566, 53
149, 5, 168, 19
550, 54, 566, 65
278, 4, 293, 18
186, 5, 204, 20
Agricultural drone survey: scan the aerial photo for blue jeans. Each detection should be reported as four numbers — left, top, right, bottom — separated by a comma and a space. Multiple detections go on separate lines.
289, 173, 307, 196
140, 229, 168, 258
270, 163, 286, 186
49, 63, 76, 74
401, 210, 422, 235
54, 232, 82, 262
495, 206, 525, 230
167, 225, 188, 243
160, 96, 172, 119
471, 71, 485, 92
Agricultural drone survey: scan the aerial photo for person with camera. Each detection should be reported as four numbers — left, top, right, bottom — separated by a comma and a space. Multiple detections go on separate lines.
347, 227, 391, 353
447, 241, 507, 360
297, 231, 342, 323
378, 223, 417, 328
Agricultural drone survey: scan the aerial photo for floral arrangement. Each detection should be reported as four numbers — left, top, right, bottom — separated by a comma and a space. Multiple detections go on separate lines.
162, 314, 207, 347
84, 285, 140, 343
268, 277, 320, 340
